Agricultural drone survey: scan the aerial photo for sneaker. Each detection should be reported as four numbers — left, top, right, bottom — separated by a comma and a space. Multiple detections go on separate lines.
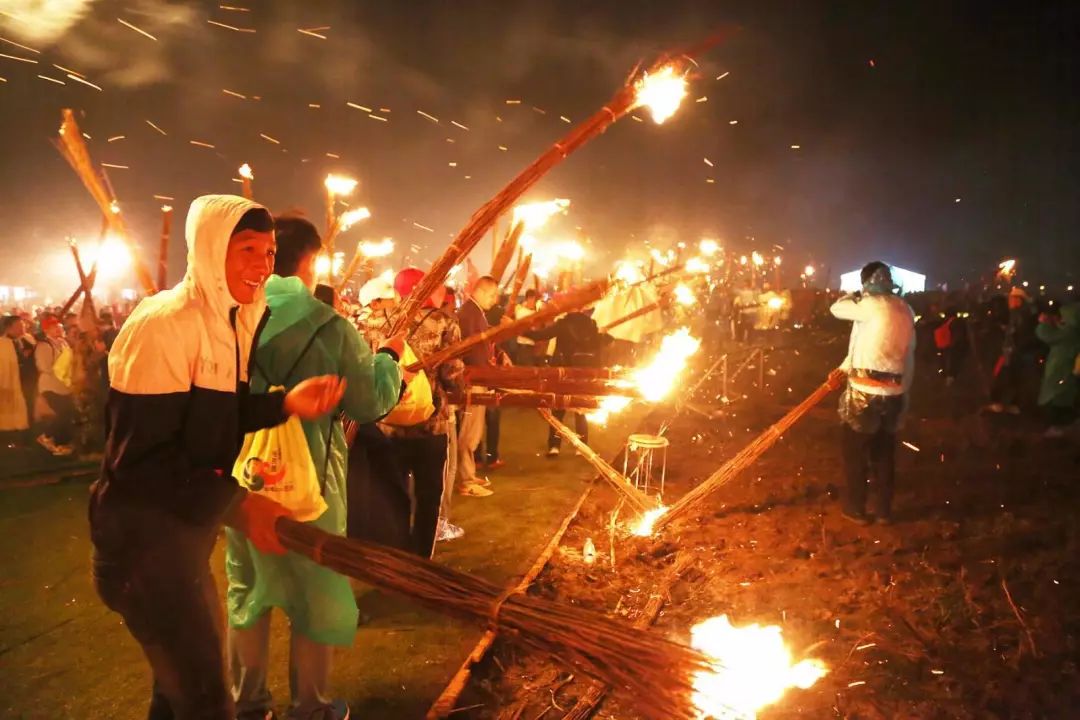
1044, 426, 1067, 439
51, 444, 74, 456
985, 403, 1005, 414
437, 521, 465, 541
841, 510, 871, 526
1006, 405, 1021, 416
546, 447, 560, 458
473, 476, 491, 487
311, 700, 349, 720
486, 459, 506, 470
458, 482, 494, 497
36, 434, 58, 453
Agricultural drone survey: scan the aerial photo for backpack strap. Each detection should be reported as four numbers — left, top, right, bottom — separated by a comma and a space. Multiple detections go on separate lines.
254, 318, 335, 389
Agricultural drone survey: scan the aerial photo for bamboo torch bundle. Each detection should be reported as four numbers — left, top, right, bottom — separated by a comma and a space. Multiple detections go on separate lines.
503, 252, 533, 317
157, 205, 172, 291
467, 377, 637, 397
465, 366, 626, 383
406, 278, 611, 372
539, 408, 655, 513
54, 109, 156, 294
489, 221, 525, 284
276, 517, 708, 720
446, 390, 603, 410
386, 48, 705, 338
654, 368, 847, 531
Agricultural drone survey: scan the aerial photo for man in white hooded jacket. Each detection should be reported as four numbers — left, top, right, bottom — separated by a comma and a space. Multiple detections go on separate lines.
830, 261, 916, 525
89, 196, 345, 720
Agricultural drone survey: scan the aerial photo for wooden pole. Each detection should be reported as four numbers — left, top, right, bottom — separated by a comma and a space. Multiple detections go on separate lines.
538, 408, 654, 513
600, 296, 670, 333
67, 239, 96, 318
464, 366, 626, 383
157, 206, 172, 292
54, 109, 156, 294
385, 50, 703, 339
446, 391, 603, 410
489, 220, 525, 284
468, 377, 640, 396
503, 252, 533, 318
406, 279, 610, 372
654, 368, 846, 530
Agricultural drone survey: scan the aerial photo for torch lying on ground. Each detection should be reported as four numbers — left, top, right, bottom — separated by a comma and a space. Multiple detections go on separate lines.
649, 368, 848, 533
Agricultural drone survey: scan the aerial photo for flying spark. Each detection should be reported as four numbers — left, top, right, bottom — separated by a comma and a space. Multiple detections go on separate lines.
505, 99, 521, 104
450, 120, 469, 130
117, 17, 158, 41
146, 119, 167, 135
559, 115, 571, 123
189, 140, 215, 149
297, 28, 327, 39
308, 103, 320, 108
37, 74, 64, 85
259, 133, 280, 144
902, 441, 921, 452
696, 96, 708, 102
347, 101, 372, 112
368, 114, 388, 122
222, 88, 246, 99
100, 163, 128, 169
416, 109, 439, 123
153, 194, 174, 201
412, 222, 435, 233
66, 74, 101, 90
0, 36, 40, 54
704, 158, 714, 167
219, 5, 250, 11
52, 63, 82, 76
0, 52, 37, 64
207, 19, 255, 32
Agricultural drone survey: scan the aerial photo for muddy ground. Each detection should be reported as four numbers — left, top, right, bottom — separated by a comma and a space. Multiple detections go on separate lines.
459, 327, 1080, 719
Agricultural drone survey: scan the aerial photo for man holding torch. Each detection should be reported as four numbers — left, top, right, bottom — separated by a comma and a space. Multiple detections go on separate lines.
830, 261, 916, 525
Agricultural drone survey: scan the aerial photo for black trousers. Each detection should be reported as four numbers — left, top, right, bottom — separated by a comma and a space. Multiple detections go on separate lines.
548, 410, 588, 450
346, 423, 413, 552
390, 434, 448, 559
990, 356, 1028, 406
89, 498, 232, 720
841, 424, 896, 518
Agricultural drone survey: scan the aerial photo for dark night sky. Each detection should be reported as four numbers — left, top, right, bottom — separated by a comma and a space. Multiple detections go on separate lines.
1, 0, 1078, 296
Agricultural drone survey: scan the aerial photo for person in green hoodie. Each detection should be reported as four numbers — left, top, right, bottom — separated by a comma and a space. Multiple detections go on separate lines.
226, 216, 404, 720
1035, 301, 1080, 439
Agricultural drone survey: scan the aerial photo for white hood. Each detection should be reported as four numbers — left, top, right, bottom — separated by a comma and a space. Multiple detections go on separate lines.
110, 195, 270, 394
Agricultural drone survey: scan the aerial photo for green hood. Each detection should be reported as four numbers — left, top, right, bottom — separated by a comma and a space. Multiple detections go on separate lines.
259, 274, 337, 346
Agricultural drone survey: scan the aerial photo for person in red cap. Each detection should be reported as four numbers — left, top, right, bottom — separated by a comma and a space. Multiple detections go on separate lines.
365, 268, 465, 556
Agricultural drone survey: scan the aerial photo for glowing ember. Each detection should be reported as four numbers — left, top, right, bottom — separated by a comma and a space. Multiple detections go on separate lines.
691, 615, 827, 719
751, 251, 765, 267
685, 256, 710, 274
82, 234, 132, 280
513, 198, 570, 232
109, 200, 121, 215
614, 261, 645, 284
238, 163, 253, 180
699, 238, 720, 256
630, 504, 669, 537
585, 395, 632, 426
674, 283, 696, 306
650, 248, 674, 267
773, 256, 782, 266
161, 205, 172, 213
324, 173, 358, 196
631, 328, 700, 402
314, 251, 345, 278
997, 258, 1017, 275
554, 239, 586, 262
359, 237, 394, 258
338, 207, 371, 232
634, 65, 689, 124
767, 296, 785, 310
804, 264, 816, 277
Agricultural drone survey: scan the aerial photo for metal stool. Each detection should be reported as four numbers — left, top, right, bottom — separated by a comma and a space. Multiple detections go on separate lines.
623, 433, 669, 498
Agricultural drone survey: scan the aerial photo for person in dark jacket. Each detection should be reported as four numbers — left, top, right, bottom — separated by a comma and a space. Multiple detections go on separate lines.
988, 287, 1039, 414
88, 196, 345, 720
527, 311, 613, 456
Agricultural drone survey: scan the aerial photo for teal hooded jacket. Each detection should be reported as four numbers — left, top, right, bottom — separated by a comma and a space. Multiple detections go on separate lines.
1035, 302, 1080, 409
225, 274, 402, 645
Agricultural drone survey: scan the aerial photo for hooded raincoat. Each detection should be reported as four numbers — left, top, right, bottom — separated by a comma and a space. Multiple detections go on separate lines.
225, 274, 402, 645
1035, 302, 1080, 409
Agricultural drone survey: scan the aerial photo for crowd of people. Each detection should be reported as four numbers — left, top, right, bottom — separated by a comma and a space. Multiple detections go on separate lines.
1, 194, 1077, 720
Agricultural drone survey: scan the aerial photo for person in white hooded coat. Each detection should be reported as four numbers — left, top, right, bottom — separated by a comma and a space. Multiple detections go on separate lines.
830, 261, 916, 525
89, 195, 345, 720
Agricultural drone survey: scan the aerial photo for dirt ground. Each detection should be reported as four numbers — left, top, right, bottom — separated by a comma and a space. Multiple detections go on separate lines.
459, 327, 1080, 719
0, 410, 637, 720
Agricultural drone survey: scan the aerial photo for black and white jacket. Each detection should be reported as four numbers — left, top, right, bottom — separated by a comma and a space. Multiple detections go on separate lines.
91, 195, 286, 527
